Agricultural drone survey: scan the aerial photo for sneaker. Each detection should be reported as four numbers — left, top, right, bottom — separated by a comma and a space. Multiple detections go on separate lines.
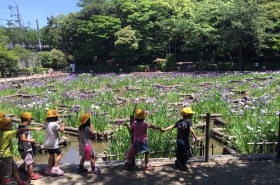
177, 160, 187, 169
124, 162, 134, 170
175, 160, 181, 167
18, 167, 29, 175
6, 177, 12, 183
77, 167, 88, 173
51, 167, 64, 176
28, 173, 42, 180
144, 165, 155, 171
91, 167, 101, 174
45, 168, 52, 175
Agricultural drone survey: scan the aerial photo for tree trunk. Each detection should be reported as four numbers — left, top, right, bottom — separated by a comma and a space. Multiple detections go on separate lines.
238, 44, 243, 71
174, 41, 177, 63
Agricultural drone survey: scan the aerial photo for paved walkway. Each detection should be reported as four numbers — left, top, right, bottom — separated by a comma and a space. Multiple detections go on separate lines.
10, 153, 280, 185
0, 73, 68, 83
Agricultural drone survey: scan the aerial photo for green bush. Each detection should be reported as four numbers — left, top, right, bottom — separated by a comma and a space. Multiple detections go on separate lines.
38, 52, 52, 68
19, 68, 33, 75
50, 49, 68, 69
166, 54, 176, 67
156, 59, 167, 68
205, 64, 218, 71
33, 67, 49, 74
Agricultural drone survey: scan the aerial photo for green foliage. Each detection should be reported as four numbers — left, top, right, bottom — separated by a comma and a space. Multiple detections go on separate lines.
0, 42, 19, 76
19, 68, 33, 75
205, 64, 218, 71
33, 67, 49, 74
156, 59, 166, 68
114, 25, 139, 64
39, 49, 67, 69
39, 52, 52, 68
12, 45, 32, 68
137, 65, 149, 70
74, 15, 121, 63
50, 49, 68, 69
0, 27, 8, 43
166, 54, 176, 67
220, 62, 235, 71
0, 0, 278, 72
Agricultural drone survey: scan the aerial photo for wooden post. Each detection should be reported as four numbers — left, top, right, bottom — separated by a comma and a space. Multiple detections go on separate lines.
199, 142, 203, 156
130, 115, 135, 166
277, 113, 280, 158
205, 113, 210, 162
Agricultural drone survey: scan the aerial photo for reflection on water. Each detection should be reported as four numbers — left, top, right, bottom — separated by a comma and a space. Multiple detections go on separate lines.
34, 135, 106, 164
197, 119, 224, 155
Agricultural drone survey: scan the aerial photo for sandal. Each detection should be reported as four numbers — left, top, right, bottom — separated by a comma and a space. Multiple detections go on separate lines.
28, 173, 42, 180
145, 165, 155, 171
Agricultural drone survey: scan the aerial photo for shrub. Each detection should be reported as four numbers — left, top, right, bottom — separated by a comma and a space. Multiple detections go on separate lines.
38, 52, 52, 68
50, 49, 68, 69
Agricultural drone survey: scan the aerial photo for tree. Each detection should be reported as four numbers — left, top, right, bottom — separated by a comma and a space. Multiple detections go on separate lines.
74, 15, 121, 63
181, 0, 220, 62
50, 49, 68, 69
0, 42, 19, 76
41, 16, 64, 48
218, 0, 266, 70
13, 44, 32, 68
114, 25, 139, 64
259, 0, 280, 60
39, 52, 52, 68
0, 27, 8, 43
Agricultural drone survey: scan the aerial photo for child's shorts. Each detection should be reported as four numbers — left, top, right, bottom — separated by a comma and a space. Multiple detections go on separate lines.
20, 151, 34, 166
134, 141, 149, 153
0, 157, 18, 177
48, 148, 62, 155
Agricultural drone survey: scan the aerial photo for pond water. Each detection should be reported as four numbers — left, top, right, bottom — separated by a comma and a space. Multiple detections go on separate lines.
34, 135, 106, 164
197, 119, 224, 155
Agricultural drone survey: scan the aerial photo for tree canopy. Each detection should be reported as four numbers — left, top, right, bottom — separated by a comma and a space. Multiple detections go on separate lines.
1, 0, 279, 70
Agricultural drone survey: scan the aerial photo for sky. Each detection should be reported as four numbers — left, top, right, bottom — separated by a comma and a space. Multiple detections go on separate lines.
0, 0, 81, 29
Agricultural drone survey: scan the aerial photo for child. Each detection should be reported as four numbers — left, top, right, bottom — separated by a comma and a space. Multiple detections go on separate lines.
124, 109, 162, 171
0, 115, 42, 185
44, 109, 65, 176
0, 111, 13, 184
161, 107, 199, 169
77, 113, 101, 174
17, 112, 41, 180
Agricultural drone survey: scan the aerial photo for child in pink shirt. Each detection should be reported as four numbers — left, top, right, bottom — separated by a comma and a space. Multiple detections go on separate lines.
124, 109, 162, 171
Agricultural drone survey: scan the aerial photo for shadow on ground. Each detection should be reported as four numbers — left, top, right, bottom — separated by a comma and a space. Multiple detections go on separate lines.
21, 157, 280, 185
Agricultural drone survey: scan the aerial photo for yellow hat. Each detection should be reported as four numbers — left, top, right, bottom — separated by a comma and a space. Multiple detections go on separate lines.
0, 116, 13, 129
46, 109, 60, 118
134, 109, 148, 119
181, 107, 195, 115
79, 113, 90, 124
0, 111, 5, 117
21, 112, 32, 119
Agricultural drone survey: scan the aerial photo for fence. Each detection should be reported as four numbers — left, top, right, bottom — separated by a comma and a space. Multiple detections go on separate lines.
0, 68, 68, 80
247, 141, 278, 153
96, 139, 216, 161
244, 114, 280, 157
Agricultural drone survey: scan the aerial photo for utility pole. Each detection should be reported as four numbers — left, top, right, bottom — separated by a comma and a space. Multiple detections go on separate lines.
9, 3, 23, 45
36, 19, 42, 52
9, 3, 22, 28
28, 21, 30, 30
